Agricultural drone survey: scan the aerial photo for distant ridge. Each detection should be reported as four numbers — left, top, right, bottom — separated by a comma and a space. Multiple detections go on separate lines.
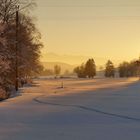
41, 62, 76, 73
41, 52, 124, 67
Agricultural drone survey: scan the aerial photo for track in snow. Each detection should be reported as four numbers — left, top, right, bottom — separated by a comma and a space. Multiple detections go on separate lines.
34, 95, 140, 122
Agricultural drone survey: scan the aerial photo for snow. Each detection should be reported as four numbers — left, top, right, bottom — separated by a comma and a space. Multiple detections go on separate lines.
0, 77, 140, 140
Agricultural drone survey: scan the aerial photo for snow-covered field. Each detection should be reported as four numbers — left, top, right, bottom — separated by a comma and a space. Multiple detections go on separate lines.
0, 77, 140, 140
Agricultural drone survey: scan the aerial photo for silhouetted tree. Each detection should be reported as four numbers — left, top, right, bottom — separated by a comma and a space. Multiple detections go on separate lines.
85, 59, 96, 78
54, 65, 61, 77
118, 60, 139, 77
74, 64, 86, 78
105, 60, 115, 77
118, 62, 130, 77
135, 59, 140, 79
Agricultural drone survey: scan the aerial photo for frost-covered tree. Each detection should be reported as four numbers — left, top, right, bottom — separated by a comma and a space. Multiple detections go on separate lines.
0, 0, 35, 23
3, 15, 43, 84
0, 24, 12, 97
0, 0, 43, 96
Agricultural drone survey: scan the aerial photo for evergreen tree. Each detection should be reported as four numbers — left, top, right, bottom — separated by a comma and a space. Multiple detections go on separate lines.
85, 59, 96, 78
105, 60, 115, 77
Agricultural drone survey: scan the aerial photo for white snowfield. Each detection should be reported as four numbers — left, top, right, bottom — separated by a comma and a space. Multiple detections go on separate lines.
0, 78, 140, 140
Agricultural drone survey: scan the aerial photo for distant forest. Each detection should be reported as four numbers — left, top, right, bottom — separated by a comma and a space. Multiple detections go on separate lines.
40, 58, 140, 79
74, 58, 140, 78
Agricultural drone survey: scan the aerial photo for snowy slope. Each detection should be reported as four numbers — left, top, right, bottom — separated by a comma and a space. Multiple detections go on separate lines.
0, 78, 140, 140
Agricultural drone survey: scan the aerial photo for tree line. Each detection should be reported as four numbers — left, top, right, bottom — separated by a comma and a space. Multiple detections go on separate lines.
118, 60, 140, 77
0, 0, 43, 99
74, 58, 140, 78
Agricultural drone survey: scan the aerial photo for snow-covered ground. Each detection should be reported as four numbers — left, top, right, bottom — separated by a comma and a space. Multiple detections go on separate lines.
0, 77, 140, 140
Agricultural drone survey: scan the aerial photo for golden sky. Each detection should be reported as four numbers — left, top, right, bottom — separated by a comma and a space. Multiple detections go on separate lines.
34, 0, 140, 65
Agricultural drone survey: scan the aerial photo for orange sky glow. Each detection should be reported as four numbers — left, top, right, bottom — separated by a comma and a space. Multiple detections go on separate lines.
34, 0, 140, 65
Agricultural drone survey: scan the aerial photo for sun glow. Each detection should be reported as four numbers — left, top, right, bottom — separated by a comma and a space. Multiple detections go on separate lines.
36, 0, 140, 65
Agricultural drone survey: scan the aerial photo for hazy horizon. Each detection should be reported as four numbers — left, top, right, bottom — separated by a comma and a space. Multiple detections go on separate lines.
40, 52, 139, 66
